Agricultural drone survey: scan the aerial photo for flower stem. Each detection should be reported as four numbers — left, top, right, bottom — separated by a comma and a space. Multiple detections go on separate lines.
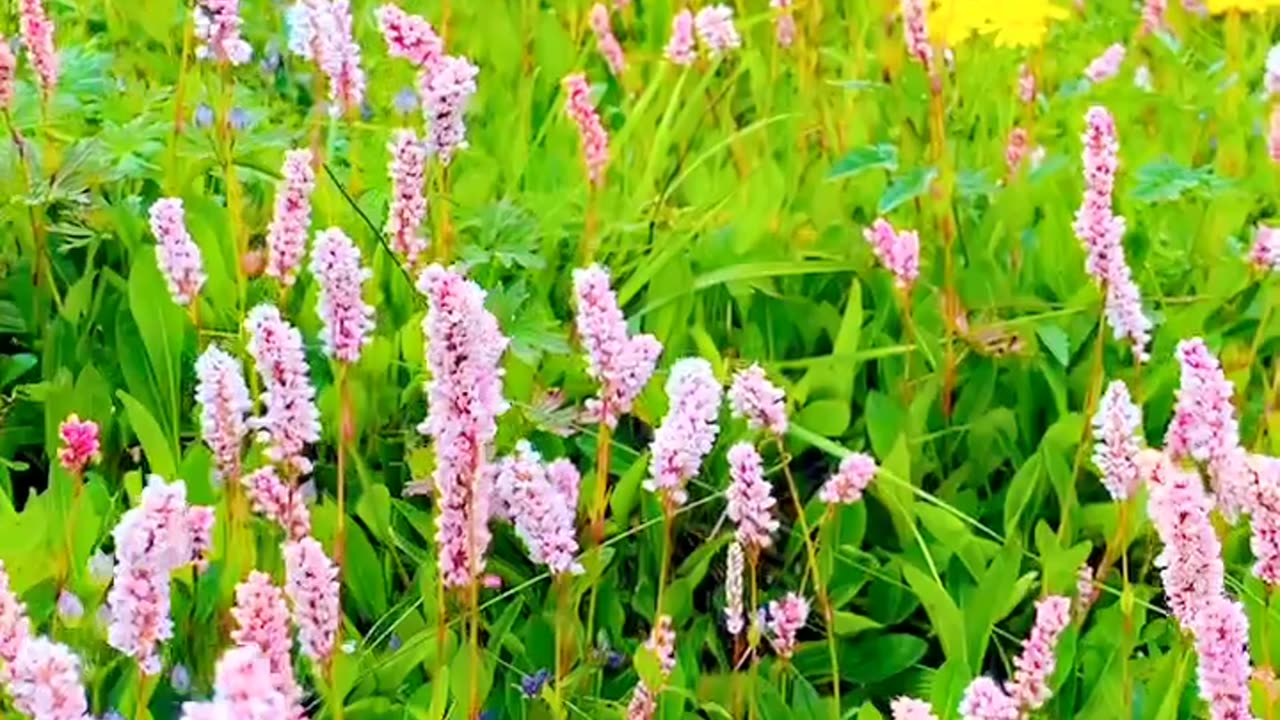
655, 505, 672, 617
165, 8, 196, 194
336, 363, 349, 569
584, 421, 611, 676
553, 575, 567, 720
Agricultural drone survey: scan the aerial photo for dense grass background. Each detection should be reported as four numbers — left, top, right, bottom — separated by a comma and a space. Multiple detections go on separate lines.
4, 0, 1280, 718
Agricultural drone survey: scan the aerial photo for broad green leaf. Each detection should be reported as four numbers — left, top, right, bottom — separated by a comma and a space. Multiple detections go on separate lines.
903, 566, 968, 674
116, 390, 177, 478
878, 167, 938, 215
828, 144, 899, 181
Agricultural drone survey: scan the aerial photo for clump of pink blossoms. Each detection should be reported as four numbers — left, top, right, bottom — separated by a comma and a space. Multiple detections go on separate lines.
694, 5, 741, 59
7, 637, 90, 720
1248, 455, 1280, 585
891, 697, 939, 720
0, 560, 31, 664
0, 40, 15, 109
1140, 0, 1167, 36
149, 198, 207, 308
958, 676, 1020, 720
310, 228, 375, 364
19, 0, 57, 100
242, 466, 312, 540
245, 305, 322, 477
194, 0, 252, 66
283, 536, 340, 663
771, 0, 796, 48
564, 74, 610, 187
385, 129, 429, 266
1250, 225, 1280, 271
724, 540, 744, 635
1142, 450, 1225, 626
1084, 43, 1126, 83
413, 265, 509, 590
819, 453, 878, 505
664, 10, 696, 66
728, 364, 787, 435
1191, 595, 1254, 720
180, 646, 290, 719
1007, 596, 1072, 709
646, 358, 723, 508
492, 442, 583, 575
763, 592, 809, 659
1006, 127, 1030, 177
421, 55, 479, 165
194, 345, 251, 483
1270, 107, 1280, 166
297, 0, 364, 117
589, 3, 626, 76
375, 3, 442, 68
264, 149, 315, 288
900, 0, 932, 70
1091, 379, 1143, 501
863, 218, 920, 290
230, 572, 304, 718
1165, 338, 1248, 518
725, 443, 779, 552
57, 414, 100, 476
1017, 64, 1035, 104
572, 265, 662, 428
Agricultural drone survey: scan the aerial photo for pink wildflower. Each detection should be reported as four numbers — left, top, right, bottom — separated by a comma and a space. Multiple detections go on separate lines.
1007, 596, 1071, 709
728, 364, 787, 435
1248, 455, 1280, 585
901, 0, 932, 70
314, 0, 365, 117
180, 646, 290, 719
862, 218, 921, 289
310, 228, 375, 363
771, 0, 796, 48
18, 0, 57, 100
1250, 225, 1280, 271
645, 614, 677, 676
264, 149, 315, 287
375, 4, 442, 68
646, 358, 723, 508
231, 572, 304, 717
385, 129, 429, 266
57, 414, 100, 476
819, 453, 878, 505
1006, 127, 1030, 177
627, 682, 658, 720
1192, 595, 1254, 720
412, 265, 509, 590
589, 4, 626, 76
1140, 0, 1167, 35
194, 0, 252, 65
1266, 45, 1280, 99
0, 560, 30, 664
564, 74, 610, 187
572, 265, 662, 428
420, 55, 479, 165
764, 592, 809, 659
1143, 450, 1225, 627
725, 443, 779, 552
891, 698, 939, 720
194, 345, 251, 483
7, 638, 89, 720
283, 537, 340, 663
1077, 562, 1100, 611
149, 198, 206, 307
242, 467, 311, 540
492, 442, 583, 575
694, 5, 741, 59
664, 10, 696, 66
1269, 106, 1280, 165
0, 37, 16, 109
1091, 379, 1143, 501
245, 304, 322, 477
725, 540, 744, 635
958, 676, 1020, 720
1165, 338, 1247, 515
1084, 43, 1125, 83
546, 458, 581, 517
1017, 64, 1035, 105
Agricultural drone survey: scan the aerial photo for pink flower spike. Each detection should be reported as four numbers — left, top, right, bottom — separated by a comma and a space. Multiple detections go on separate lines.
728, 364, 788, 436
1250, 225, 1280, 271
694, 5, 741, 59
627, 682, 657, 720
1084, 43, 1126, 83
1091, 379, 1144, 501
18, 0, 57, 100
194, 0, 252, 66
645, 615, 677, 677
180, 645, 290, 719
646, 358, 723, 508
1248, 455, 1280, 585
313, 0, 365, 118
891, 697, 939, 720
57, 414, 100, 476
242, 466, 312, 540
1140, 0, 1167, 35
264, 149, 316, 288
492, 441, 583, 575
245, 304, 322, 477
589, 4, 626, 76
900, 0, 932, 70
0, 560, 31, 664
375, 4, 442, 68
572, 265, 662, 427
1017, 64, 1035, 105
310, 228, 375, 364
231, 572, 304, 717
1076, 562, 1100, 611
819, 452, 878, 505
546, 458, 581, 518
1191, 595, 1254, 720
1165, 338, 1239, 467
420, 55, 479, 166
1266, 45, 1280, 99
958, 676, 1019, 720
725, 443, 779, 552
0, 37, 16, 109
412, 265, 509, 590
863, 218, 920, 290
1006, 595, 1071, 710
764, 592, 809, 659
149, 198, 207, 308
664, 10, 696, 66
1006, 127, 1030, 177
7, 638, 89, 720
195, 345, 251, 483
386, 129, 429, 266
1269, 106, 1280, 166
1143, 450, 1225, 627
283, 536, 340, 663
771, 0, 796, 48
564, 74, 610, 187
724, 540, 744, 635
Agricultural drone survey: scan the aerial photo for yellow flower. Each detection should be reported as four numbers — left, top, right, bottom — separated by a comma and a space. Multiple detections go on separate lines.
931, 0, 1069, 49
929, 0, 987, 46
1206, 0, 1280, 12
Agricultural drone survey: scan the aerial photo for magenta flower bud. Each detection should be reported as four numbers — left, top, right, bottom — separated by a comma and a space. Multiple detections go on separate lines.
646, 358, 723, 508
1091, 379, 1143, 501
589, 4, 626, 76
891, 698, 938, 720
819, 453, 877, 505
7, 638, 90, 720
310, 227, 375, 364
386, 129, 429, 266
375, 3, 442, 67
664, 10, 696, 66
18, 0, 57, 100
1084, 43, 1125, 83
264, 149, 315, 287
149, 198, 206, 308
694, 5, 741, 59
728, 364, 788, 435
194, 0, 252, 66
763, 592, 809, 659
194, 345, 251, 483
420, 55, 479, 166
57, 413, 100, 476
283, 536, 340, 663
245, 304, 322, 477
572, 265, 662, 427
725, 443, 779, 552
564, 74, 610, 187
862, 218, 920, 289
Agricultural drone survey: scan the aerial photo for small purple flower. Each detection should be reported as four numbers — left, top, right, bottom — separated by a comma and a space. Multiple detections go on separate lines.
229, 107, 252, 131
194, 103, 214, 129
88, 551, 114, 584
56, 590, 83, 622
170, 663, 191, 693
394, 87, 418, 115
520, 668, 552, 698
388, 633, 403, 651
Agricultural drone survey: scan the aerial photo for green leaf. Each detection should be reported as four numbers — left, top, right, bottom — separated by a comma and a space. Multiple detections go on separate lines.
1129, 158, 1211, 203
842, 633, 928, 683
832, 611, 882, 637
127, 254, 187, 442
116, 390, 177, 478
903, 566, 969, 673
1036, 324, 1071, 367
794, 399, 851, 438
878, 167, 938, 215
828, 144, 899, 181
